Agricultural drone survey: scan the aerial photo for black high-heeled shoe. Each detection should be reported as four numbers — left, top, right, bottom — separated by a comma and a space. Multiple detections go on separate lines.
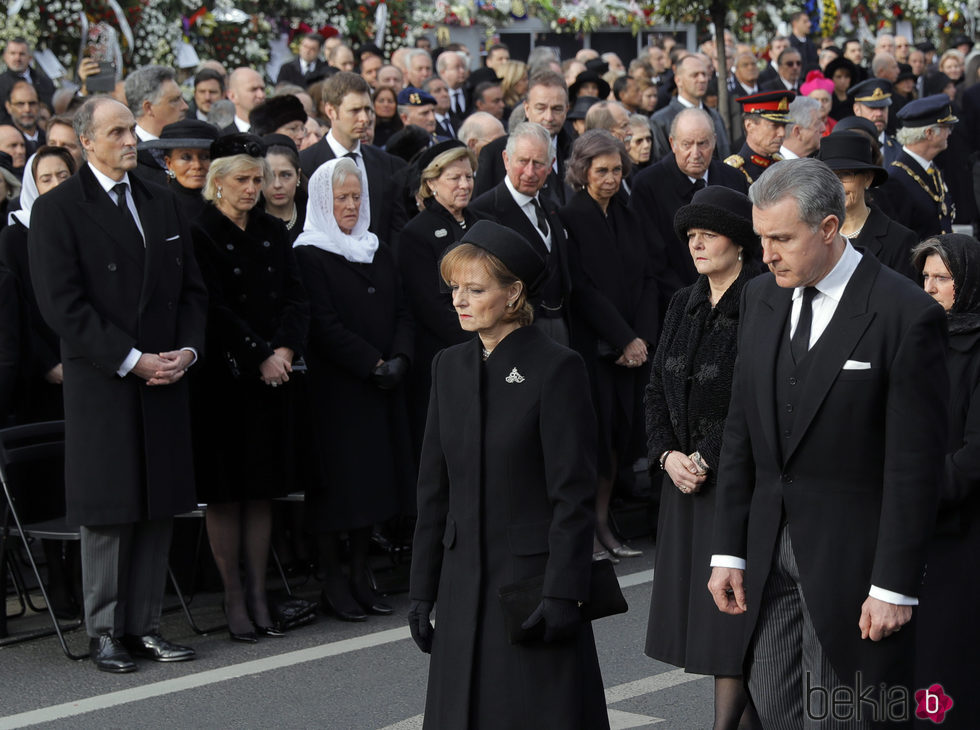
254, 624, 286, 638
320, 588, 367, 622
229, 628, 258, 643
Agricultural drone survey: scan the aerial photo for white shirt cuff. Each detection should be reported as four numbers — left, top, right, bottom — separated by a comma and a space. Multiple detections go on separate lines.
181, 347, 198, 367
710, 555, 746, 570
868, 585, 918, 606
117, 348, 142, 377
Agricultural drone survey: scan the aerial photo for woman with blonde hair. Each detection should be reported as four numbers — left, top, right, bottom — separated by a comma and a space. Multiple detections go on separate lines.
498, 59, 529, 112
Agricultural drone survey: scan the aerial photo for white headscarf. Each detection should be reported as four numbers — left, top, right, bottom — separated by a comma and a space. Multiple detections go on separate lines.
293, 157, 379, 264
8, 152, 37, 228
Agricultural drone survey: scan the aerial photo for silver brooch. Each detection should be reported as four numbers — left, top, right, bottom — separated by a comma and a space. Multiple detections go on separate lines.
434, 228, 448, 238
505, 368, 525, 383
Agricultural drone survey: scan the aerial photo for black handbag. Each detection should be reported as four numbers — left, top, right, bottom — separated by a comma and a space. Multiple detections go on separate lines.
497, 558, 628, 644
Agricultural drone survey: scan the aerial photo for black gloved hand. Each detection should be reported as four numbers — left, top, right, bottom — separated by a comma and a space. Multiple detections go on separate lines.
407, 600, 434, 653
520, 596, 582, 642
371, 354, 409, 390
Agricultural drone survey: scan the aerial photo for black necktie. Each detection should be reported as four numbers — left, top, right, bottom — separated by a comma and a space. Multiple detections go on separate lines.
530, 197, 549, 238
791, 287, 817, 363
344, 151, 358, 160
453, 90, 463, 114
692, 178, 706, 193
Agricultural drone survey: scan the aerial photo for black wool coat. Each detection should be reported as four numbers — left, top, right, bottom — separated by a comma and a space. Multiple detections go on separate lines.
29, 165, 208, 525
410, 326, 608, 730
850, 205, 918, 281
643, 268, 755, 674
190, 204, 310, 503
0, 219, 63, 423
397, 200, 476, 451
295, 243, 416, 531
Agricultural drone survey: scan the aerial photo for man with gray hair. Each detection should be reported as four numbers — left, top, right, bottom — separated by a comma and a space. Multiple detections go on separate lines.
708, 156, 948, 728
405, 49, 434, 89
778, 96, 824, 160
458, 111, 505, 156
125, 65, 188, 185
469, 121, 573, 344
437, 50, 468, 118
881, 94, 958, 239
584, 100, 631, 143
650, 54, 730, 162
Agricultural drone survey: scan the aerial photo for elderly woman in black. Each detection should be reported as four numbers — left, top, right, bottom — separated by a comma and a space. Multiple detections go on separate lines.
644, 186, 761, 730
398, 139, 478, 451
559, 129, 659, 562
294, 157, 414, 622
817, 132, 918, 279
408, 220, 608, 729
191, 134, 310, 642
912, 234, 980, 728
140, 119, 218, 219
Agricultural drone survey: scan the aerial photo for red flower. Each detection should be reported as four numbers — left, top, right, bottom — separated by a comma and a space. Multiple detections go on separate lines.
744, 10, 755, 17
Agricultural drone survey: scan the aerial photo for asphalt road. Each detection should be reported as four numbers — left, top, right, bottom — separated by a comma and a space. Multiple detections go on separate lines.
0, 538, 715, 729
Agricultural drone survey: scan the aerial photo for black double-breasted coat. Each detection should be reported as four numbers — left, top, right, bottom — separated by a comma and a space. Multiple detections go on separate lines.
295, 242, 415, 530
850, 205, 918, 281
713, 251, 948, 688
560, 189, 659, 475
190, 204, 309, 503
410, 326, 608, 729
397, 200, 476, 451
29, 165, 208, 526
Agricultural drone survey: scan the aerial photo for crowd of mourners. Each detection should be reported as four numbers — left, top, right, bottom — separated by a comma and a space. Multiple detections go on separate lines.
0, 17, 977, 728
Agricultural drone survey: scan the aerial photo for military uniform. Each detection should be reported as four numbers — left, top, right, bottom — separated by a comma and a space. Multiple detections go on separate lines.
725, 143, 783, 185
726, 90, 794, 184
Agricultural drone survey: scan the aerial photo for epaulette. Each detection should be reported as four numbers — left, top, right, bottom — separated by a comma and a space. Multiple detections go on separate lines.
724, 154, 744, 167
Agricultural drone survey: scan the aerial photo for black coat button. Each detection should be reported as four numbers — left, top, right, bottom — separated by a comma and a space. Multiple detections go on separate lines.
788, 377, 797, 386
226, 244, 234, 251
107, 263, 117, 271
785, 403, 793, 413
262, 241, 271, 248
367, 286, 376, 294
175, 257, 182, 266
233, 267, 242, 276
167, 301, 174, 311
781, 473, 793, 484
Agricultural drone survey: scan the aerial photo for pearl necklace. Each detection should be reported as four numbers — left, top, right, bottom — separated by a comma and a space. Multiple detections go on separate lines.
284, 204, 298, 231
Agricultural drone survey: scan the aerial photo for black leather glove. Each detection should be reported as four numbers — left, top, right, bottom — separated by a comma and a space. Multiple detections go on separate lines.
371, 354, 409, 390
520, 596, 582, 642
408, 600, 434, 653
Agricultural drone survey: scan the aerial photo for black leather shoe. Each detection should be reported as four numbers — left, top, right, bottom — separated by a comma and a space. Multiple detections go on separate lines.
123, 632, 195, 662
351, 580, 394, 616
255, 625, 286, 638
320, 589, 367, 622
90, 634, 137, 673
229, 628, 258, 644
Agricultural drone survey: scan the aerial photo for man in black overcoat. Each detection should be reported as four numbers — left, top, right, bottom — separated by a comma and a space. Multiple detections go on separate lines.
299, 72, 407, 248
0, 38, 55, 125
276, 33, 332, 87
708, 158, 948, 728
469, 122, 574, 346
631, 108, 748, 309
473, 70, 573, 208
29, 98, 208, 674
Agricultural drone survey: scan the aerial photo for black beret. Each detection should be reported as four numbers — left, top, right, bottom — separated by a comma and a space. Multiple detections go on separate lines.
674, 186, 760, 261
261, 133, 299, 156
449, 220, 546, 291
210, 133, 266, 160
416, 138, 465, 174
248, 95, 307, 137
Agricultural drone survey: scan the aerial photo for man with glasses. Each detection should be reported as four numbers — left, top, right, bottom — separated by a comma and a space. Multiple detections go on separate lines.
4, 80, 43, 155
761, 49, 803, 93
880, 95, 958, 240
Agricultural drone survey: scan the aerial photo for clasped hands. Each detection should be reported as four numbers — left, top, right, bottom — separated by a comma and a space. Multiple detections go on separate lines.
133, 350, 194, 386
707, 568, 913, 641
260, 347, 294, 387
615, 337, 648, 368
664, 451, 708, 494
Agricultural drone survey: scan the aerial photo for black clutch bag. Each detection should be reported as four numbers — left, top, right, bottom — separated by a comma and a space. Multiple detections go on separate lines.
497, 558, 628, 644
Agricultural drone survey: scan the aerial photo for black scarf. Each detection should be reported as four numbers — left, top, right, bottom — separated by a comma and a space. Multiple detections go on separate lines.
938, 233, 980, 335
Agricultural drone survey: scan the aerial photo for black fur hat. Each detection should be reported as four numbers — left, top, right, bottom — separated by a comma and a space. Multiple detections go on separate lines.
674, 186, 760, 261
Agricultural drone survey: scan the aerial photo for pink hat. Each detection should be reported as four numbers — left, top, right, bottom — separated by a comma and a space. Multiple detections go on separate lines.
801, 70, 834, 96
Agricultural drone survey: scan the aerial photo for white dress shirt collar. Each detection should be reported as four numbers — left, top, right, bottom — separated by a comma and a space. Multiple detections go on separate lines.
504, 175, 551, 251
234, 115, 250, 132
789, 240, 862, 347
88, 161, 132, 190
135, 124, 157, 142
779, 145, 800, 160
904, 147, 933, 173
326, 129, 361, 157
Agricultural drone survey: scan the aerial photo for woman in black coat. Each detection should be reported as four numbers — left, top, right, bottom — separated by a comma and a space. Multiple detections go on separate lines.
408, 220, 608, 730
398, 140, 477, 453
294, 157, 415, 622
644, 186, 761, 730
817, 132, 918, 280
141, 119, 218, 220
0, 146, 75, 425
559, 130, 659, 561
261, 137, 307, 245
191, 135, 309, 642
912, 234, 980, 729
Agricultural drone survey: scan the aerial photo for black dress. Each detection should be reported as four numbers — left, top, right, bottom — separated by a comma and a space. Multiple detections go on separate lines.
914, 326, 980, 728
643, 267, 754, 675
397, 199, 476, 452
169, 179, 207, 220
190, 203, 310, 503
559, 189, 659, 479
294, 242, 415, 530
0, 219, 63, 423
410, 326, 608, 729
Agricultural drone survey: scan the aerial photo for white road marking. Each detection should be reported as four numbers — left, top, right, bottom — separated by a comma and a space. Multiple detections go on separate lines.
0, 568, 659, 728
608, 708, 664, 728
605, 668, 709, 703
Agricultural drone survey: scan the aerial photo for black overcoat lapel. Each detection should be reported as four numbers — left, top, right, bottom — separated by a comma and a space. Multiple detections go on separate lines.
753, 282, 792, 466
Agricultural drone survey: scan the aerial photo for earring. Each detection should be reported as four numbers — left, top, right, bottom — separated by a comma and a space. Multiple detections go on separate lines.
216, 186, 222, 200
506, 301, 514, 307
737, 251, 743, 261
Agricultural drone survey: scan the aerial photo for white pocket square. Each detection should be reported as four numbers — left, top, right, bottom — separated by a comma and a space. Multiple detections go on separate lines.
165, 234, 181, 241
843, 360, 871, 370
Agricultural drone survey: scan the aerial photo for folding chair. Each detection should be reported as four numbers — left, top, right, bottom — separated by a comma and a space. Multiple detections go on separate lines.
0, 420, 88, 660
